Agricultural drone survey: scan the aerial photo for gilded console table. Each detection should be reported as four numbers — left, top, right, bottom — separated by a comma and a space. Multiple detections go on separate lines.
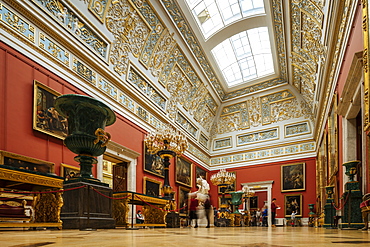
113, 191, 169, 228
0, 165, 64, 229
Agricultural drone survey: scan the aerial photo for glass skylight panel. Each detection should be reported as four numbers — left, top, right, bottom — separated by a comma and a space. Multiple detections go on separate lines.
211, 27, 274, 87
186, 0, 265, 38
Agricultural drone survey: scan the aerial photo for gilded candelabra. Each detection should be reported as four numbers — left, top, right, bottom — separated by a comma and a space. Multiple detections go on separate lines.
211, 169, 236, 209
242, 185, 255, 214
144, 124, 188, 199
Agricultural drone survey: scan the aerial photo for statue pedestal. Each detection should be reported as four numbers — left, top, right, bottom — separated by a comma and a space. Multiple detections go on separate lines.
323, 197, 335, 228
61, 180, 115, 229
339, 181, 364, 229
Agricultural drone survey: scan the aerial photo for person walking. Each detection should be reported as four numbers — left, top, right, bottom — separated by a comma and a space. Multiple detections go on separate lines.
204, 195, 212, 228
189, 194, 199, 228
271, 198, 279, 227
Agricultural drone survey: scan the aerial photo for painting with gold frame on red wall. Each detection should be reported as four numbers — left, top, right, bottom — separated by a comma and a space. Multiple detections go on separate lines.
281, 163, 305, 192
176, 156, 193, 187
33, 80, 68, 139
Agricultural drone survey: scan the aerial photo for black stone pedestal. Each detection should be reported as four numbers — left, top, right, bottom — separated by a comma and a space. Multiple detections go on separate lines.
61, 179, 115, 229
339, 181, 364, 229
166, 211, 180, 228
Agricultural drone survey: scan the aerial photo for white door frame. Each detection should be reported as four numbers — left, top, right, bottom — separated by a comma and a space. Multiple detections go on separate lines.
241, 180, 274, 227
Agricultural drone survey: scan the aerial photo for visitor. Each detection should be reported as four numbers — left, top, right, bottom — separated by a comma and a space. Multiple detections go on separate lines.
189, 194, 199, 228
271, 198, 279, 227
136, 210, 144, 224
204, 195, 212, 228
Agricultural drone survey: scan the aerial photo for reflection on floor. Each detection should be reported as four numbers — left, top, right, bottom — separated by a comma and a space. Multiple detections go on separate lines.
0, 226, 369, 247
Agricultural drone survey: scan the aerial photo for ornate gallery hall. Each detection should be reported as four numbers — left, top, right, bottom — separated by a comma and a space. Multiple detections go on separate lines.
1, 0, 370, 245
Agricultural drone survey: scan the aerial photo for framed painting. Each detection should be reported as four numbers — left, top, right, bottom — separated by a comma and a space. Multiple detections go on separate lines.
0, 150, 54, 174
281, 163, 305, 192
328, 94, 338, 183
178, 186, 191, 214
143, 177, 162, 197
284, 194, 302, 217
176, 156, 192, 187
218, 195, 232, 208
217, 171, 236, 194
60, 163, 80, 180
33, 80, 68, 139
143, 144, 164, 178
249, 196, 258, 209
195, 166, 207, 185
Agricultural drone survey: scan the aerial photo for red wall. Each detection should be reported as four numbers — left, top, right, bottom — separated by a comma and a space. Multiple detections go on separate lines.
0, 41, 146, 183
208, 157, 317, 218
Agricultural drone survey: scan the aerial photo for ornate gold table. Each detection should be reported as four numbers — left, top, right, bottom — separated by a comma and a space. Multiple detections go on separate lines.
0, 165, 64, 229
113, 191, 169, 228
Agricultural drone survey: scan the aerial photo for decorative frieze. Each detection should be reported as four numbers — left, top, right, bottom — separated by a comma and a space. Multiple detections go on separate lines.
285, 122, 310, 137
33, 0, 109, 59
72, 58, 96, 85
237, 128, 278, 146
0, 4, 35, 42
213, 137, 232, 150
210, 141, 315, 166
39, 32, 70, 66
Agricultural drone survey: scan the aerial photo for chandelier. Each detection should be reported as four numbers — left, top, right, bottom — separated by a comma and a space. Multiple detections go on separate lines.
242, 185, 255, 197
144, 124, 188, 158
210, 169, 236, 186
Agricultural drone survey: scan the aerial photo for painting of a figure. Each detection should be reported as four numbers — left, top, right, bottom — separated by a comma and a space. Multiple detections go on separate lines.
144, 145, 164, 178
33, 81, 68, 139
176, 156, 192, 187
178, 186, 190, 214
281, 163, 305, 192
284, 194, 302, 217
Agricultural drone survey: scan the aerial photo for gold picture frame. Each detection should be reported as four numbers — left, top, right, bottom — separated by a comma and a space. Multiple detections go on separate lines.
143, 144, 164, 178
284, 194, 303, 217
175, 156, 193, 187
60, 163, 80, 179
0, 150, 54, 174
33, 80, 68, 139
328, 94, 338, 183
178, 186, 191, 214
143, 177, 162, 197
281, 163, 305, 192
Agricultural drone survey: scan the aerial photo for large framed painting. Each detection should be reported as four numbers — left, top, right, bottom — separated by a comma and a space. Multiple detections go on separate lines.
143, 177, 162, 197
328, 94, 338, 183
33, 80, 68, 139
284, 194, 302, 217
176, 156, 192, 187
178, 186, 191, 214
195, 166, 207, 185
281, 163, 305, 192
60, 163, 80, 180
0, 150, 54, 174
143, 144, 164, 178
217, 171, 236, 194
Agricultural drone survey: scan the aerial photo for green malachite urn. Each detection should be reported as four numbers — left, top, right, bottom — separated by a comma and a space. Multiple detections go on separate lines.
342, 160, 361, 182
55, 94, 116, 179
230, 191, 244, 214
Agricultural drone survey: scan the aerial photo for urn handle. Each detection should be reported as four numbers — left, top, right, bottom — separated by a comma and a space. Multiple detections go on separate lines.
94, 128, 111, 147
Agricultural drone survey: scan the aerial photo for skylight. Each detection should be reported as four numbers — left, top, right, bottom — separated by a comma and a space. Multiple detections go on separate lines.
186, 0, 265, 39
211, 27, 274, 87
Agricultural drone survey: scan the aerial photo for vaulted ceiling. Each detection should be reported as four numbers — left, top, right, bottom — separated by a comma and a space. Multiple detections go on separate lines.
2, 0, 357, 168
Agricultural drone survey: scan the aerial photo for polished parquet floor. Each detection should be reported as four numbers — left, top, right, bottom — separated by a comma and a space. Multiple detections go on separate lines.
0, 226, 370, 247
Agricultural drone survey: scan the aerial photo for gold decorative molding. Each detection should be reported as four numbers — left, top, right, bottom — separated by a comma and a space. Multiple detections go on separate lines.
0, 167, 63, 188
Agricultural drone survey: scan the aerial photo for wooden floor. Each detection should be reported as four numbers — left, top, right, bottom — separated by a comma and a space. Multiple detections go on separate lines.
0, 226, 370, 247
